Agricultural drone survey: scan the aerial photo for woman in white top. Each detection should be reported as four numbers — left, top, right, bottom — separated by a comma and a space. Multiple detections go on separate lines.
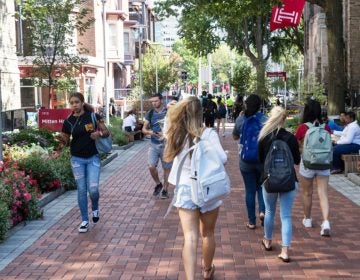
332, 111, 360, 173
164, 96, 227, 280
122, 110, 137, 132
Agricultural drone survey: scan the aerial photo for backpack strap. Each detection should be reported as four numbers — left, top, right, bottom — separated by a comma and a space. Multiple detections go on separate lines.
163, 143, 197, 219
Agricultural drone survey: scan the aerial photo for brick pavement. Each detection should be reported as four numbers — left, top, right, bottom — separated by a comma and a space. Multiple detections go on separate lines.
1, 127, 360, 279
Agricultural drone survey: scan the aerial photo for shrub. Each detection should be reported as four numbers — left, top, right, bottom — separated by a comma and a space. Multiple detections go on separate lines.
7, 128, 57, 148
0, 202, 10, 241
49, 148, 76, 190
109, 117, 129, 146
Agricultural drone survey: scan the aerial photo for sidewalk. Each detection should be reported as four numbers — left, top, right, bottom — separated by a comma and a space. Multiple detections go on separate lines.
1, 126, 360, 279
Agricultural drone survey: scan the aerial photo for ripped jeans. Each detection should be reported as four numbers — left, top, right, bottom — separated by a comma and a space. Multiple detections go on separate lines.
71, 155, 101, 222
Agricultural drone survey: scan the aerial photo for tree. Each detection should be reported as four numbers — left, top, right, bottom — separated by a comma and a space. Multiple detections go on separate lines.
230, 59, 254, 94
305, 0, 345, 114
156, 0, 282, 98
172, 40, 198, 84
16, 0, 94, 108
140, 46, 179, 96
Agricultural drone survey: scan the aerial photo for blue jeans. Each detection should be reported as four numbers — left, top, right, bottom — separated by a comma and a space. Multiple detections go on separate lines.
240, 160, 265, 225
71, 155, 101, 222
333, 143, 360, 169
263, 183, 298, 247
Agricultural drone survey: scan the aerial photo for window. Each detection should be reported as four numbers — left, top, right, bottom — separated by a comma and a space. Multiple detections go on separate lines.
85, 78, 94, 104
124, 32, 130, 53
108, 24, 117, 50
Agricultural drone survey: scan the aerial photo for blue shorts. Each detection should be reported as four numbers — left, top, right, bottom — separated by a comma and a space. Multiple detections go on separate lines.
148, 143, 172, 169
173, 184, 222, 213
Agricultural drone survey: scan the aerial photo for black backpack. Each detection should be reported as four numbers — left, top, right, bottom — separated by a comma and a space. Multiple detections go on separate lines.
263, 134, 295, 193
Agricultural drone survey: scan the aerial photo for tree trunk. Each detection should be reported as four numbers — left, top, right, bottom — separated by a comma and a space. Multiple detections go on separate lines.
325, 0, 346, 114
255, 60, 266, 97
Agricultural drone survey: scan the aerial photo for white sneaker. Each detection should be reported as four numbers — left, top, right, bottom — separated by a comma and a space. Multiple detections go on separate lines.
78, 221, 89, 233
302, 218, 312, 228
320, 220, 331, 236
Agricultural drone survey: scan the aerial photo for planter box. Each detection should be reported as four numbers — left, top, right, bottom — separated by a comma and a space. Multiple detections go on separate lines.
37, 186, 66, 208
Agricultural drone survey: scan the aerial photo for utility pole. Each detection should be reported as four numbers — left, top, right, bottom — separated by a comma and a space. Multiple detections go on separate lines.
208, 53, 213, 94
198, 55, 202, 96
101, 0, 109, 125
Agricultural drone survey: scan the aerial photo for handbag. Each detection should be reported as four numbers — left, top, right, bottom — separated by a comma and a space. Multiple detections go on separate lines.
91, 113, 112, 154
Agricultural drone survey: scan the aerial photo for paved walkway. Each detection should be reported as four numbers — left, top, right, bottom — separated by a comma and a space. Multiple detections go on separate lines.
1, 126, 360, 279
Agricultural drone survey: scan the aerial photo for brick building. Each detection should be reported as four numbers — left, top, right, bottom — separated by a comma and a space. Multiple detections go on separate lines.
304, 1, 360, 104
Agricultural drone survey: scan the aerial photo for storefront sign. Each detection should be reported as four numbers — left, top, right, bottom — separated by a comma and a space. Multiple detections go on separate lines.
38, 109, 72, 132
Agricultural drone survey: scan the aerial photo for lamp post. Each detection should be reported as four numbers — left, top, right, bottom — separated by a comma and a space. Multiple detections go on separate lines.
101, 0, 109, 125
131, 25, 147, 119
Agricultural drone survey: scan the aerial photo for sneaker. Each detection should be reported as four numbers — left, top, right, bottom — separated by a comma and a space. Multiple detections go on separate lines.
222, 133, 226, 137
92, 210, 99, 223
302, 218, 312, 228
153, 183, 163, 196
321, 220, 331, 236
160, 189, 169, 199
78, 221, 89, 233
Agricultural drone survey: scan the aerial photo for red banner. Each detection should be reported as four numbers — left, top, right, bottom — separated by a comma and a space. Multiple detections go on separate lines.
38, 109, 72, 132
270, 0, 305, 32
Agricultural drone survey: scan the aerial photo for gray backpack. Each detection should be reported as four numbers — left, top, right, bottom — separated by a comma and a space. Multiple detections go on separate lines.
264, 134, 295, 193
302, 122, 332, 170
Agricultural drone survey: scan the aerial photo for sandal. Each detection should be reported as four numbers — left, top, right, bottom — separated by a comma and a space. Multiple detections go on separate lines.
278, 254, 290, 263
246, 223, 256, 229
261, 239, 272, 251
259, 212, 265, 227
203, 264, 215, 280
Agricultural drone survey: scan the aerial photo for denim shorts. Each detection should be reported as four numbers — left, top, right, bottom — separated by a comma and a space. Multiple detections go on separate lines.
173, 184, 222, 213
299, 160, 330, 178
148, 143, 172, 169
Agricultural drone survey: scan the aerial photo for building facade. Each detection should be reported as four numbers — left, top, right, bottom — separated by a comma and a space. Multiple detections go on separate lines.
0, 0, 20, 111
304, 1, 360, 104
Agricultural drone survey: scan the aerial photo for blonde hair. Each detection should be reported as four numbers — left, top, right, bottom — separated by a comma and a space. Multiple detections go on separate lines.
164, 96, 203, 162
258, 106, 287, 141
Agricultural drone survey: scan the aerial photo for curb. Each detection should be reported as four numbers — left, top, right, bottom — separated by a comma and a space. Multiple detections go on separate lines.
101, 151, 118, 167
112, 142, 134, 150
348, 173, 360, 186
37, 186, 66, 208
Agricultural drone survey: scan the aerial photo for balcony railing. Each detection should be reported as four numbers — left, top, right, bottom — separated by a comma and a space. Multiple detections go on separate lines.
114, 88, 132, 100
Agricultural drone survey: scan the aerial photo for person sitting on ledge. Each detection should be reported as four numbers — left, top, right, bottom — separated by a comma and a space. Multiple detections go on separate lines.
122, 110, 137, 132
331, 111, 360, 174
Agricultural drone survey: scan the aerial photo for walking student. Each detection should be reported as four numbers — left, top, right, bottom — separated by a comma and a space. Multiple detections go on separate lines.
233, 94, 266, 229
164, 96, 227, 280
58, 92, 110, 233
295, 99, 332, 236
142, 93, 172, 199
203, 94, 217, 128
216, 96, 226, 137
258, 106, 300, 262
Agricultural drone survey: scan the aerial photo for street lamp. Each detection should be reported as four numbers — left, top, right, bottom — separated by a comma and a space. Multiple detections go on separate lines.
101, 0, 109, 125
132, 24, 146, 119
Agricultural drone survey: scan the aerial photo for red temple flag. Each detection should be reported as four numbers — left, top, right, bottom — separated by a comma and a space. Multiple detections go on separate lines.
270, 0, 305, 32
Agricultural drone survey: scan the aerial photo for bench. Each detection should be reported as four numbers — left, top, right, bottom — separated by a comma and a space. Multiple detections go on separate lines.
124, 130, 142, 142
341, 154, 360, 176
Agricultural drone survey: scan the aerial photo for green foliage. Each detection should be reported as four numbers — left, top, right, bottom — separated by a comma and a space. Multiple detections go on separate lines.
172, 40, 199, 84
138, 46, 179, 96
0, 202, 10, 241
49, 148, 76, 190
301, 75, 326, 105
7, 128, 58, 148
109, 117, 129, 146
230, 58, 254, 94
16, 0, 94, 106
285, 117, 300, 133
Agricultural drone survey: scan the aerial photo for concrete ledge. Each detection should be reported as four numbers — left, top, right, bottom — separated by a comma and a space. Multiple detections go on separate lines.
37, 187, 66, 208
112, 142, 134, 150
348, 173, 360, 186
101, 151, 118, 167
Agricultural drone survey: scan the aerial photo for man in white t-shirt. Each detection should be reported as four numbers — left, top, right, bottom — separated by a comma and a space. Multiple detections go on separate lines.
331, 111, 360, 174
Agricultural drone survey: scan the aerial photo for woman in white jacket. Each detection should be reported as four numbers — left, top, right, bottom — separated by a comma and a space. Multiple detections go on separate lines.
164, 96, 227, 280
